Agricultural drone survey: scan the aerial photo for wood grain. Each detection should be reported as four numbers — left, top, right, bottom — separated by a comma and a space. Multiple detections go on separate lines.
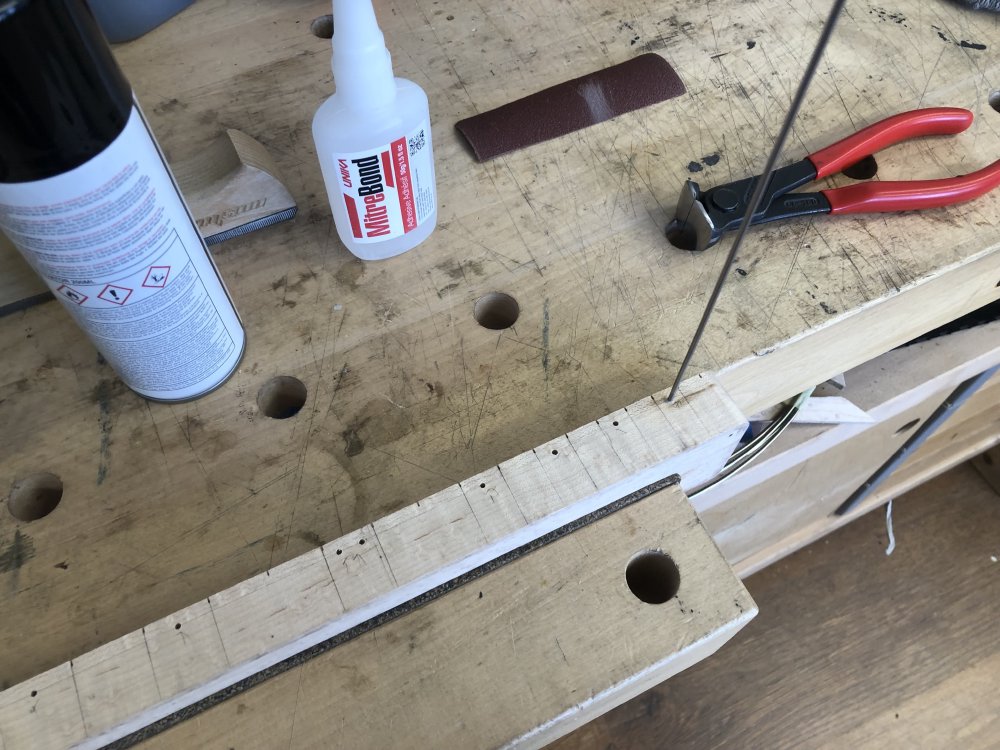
555, 462, 1000, 750
0, 376, 746, 749
971, 446, 1000, 495
0, 0, 998, 697
695, 319, 1000, 571
138, 484, 755, 750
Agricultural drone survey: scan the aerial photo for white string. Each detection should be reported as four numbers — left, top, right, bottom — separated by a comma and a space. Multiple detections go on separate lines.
885, 499, 896, 556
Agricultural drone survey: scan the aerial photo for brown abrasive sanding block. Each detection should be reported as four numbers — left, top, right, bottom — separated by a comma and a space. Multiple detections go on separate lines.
455, 53, 685, 162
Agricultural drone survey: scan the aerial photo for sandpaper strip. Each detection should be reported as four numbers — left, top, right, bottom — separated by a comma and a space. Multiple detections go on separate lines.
455, 53, 685, 162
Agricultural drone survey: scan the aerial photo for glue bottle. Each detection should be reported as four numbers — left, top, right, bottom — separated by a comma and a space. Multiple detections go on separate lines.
312, 0, 437, 261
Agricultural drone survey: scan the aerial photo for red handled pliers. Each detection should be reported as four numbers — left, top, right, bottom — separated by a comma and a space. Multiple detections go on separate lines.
668, 107, 1000, 251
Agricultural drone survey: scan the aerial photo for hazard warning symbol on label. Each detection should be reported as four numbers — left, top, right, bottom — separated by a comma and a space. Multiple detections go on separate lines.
56, 284, 88, 305
98, 284, 132, 305
143, 266, 170, 288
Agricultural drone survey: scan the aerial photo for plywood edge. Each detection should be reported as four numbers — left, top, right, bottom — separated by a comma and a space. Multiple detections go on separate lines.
0, 374, 747, 750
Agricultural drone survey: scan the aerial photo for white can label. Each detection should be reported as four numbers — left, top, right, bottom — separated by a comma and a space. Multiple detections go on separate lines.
0, 106, 245, 401
334, 121, 434, 243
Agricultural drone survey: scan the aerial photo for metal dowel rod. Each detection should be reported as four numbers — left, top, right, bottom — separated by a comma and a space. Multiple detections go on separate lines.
834, 363, 1000, 516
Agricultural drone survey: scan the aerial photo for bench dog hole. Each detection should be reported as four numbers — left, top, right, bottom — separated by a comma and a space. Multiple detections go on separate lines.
310, 15, 333, 39
8, 472, 64, 522
474, 292, 520, 330
258, 376, 308, 419
990, 90, 1000, 114
626, 550, 680, 604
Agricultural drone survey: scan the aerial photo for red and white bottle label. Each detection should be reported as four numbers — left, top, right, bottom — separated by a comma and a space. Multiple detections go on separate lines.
333, 121, 434, 244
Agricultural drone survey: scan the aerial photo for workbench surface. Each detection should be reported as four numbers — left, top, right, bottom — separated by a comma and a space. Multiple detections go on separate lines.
2, 0, 998, 688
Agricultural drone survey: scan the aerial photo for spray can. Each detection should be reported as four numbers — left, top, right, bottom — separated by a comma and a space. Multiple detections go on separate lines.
312, 0, 437, 261
0, 0, 245, 402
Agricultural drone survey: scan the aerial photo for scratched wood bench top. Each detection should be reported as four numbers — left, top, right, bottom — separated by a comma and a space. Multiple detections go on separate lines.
1, 0, 998, 687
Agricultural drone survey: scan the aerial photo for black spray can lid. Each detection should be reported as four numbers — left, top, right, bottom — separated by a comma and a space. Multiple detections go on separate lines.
0, 0, 132, 183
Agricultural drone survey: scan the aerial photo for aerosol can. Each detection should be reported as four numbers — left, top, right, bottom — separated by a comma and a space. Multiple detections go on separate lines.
0, 0, 245, 401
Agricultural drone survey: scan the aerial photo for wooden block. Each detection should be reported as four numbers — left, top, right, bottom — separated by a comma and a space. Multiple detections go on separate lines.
566, 419, 630, 489
73, 631, 161, 737
373, 484, 487, 584
623, 396, 687, 463
141, 484, 757, 749
533, 434, 599, 508
145, 599, 230, 698
324, 525, 396, 611
211, 548, 343, 665
594, 408, 659, 474
497, 449, 563, 523
0, 664, 85, 750
459, 466, 527, 543
0, 375, 747, 750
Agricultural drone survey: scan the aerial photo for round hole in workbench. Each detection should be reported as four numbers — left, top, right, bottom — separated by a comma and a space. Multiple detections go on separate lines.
895, 418, 920, 435
665, 219, 699, 251
474, 292, 520, 330
625, 550, 680, 605
310, 14, 333, 39
841, 155, 878, 180
257, 376, 307, 419
7, 472, 63, 522
990, 90, 1000, 114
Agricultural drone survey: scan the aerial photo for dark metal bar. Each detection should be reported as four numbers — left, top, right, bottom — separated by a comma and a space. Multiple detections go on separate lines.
834, 363, 1000, 516
666, 0, 846, 402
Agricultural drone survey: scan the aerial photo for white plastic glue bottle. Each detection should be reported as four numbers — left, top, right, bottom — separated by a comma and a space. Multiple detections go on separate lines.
313, 0, 437, 261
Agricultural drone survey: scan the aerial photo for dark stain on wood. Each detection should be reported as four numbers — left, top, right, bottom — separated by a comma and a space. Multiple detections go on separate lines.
95, 378, 114, 485
0, 531, 35, 574
342, 426, 366, 457
295, 530, 324, 548
335, 259, 365, 291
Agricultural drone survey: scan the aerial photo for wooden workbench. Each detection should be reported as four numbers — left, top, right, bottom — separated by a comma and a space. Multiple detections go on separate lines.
1, 0, 999, 741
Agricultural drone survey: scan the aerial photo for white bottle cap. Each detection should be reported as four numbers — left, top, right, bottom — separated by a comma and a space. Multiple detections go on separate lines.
332, 0, 396, 111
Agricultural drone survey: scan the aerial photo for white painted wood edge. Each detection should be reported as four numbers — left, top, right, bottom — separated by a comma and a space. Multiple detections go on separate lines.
792, 396, 874, 424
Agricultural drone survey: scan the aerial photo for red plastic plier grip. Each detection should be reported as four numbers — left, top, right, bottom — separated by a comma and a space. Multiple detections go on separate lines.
671, 106, 1000, 251
810, 107, 1000, 214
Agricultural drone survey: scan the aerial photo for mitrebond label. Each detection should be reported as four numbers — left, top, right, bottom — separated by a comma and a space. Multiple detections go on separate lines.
333, 120, 434, 244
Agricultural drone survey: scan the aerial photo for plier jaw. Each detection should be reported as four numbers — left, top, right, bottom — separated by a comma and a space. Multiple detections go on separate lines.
668, 107, 1000, 252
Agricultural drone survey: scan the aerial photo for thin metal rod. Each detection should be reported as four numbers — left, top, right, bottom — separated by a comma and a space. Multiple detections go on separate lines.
834, 363, 1000, 516
666, 0, 846, 402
